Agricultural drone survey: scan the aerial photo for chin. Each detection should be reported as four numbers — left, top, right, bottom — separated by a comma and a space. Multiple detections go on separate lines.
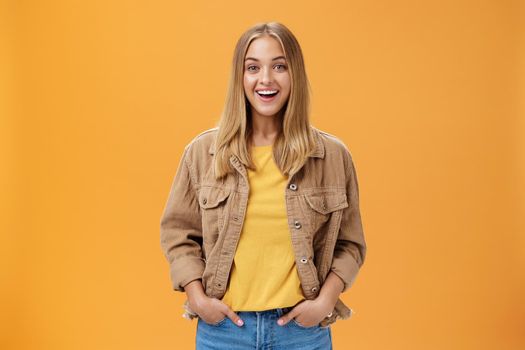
253, 103, 285, 116
255, 109, 282, 117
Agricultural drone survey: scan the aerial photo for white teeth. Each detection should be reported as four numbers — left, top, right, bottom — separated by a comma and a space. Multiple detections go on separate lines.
257, 90, 278, 95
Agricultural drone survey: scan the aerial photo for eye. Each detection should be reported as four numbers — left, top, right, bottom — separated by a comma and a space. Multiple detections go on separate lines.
275, 64, 287, 71
246, 65, 259, 72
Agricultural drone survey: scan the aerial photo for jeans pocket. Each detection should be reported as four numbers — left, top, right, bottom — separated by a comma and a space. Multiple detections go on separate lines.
291, 318, 319, 329
203, 316, 228, 327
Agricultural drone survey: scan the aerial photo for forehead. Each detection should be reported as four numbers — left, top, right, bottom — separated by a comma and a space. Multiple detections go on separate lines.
245, 35, 285, 59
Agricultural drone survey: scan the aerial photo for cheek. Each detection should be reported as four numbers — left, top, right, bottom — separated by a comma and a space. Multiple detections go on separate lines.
278, 75, 291, 95
281, 82, 291, 100
243, 75, 255, 92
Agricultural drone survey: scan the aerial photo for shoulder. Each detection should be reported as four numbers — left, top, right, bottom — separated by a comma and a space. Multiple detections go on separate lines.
181, 127, 219, 158
312, 126, 354, 162
185, 127, 218, 148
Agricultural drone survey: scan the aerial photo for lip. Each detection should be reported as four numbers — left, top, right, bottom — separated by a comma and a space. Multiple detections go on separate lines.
255, 90, 279, 103
255, 88, 280, 92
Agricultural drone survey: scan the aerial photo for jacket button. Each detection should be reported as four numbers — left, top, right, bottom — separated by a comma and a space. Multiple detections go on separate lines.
300, 257, 308, 263
294, 221, 301, 229
311, 286, 318, 292
203, 198, 207, 204
233, 216, 238, 221
289, 183, 297, 191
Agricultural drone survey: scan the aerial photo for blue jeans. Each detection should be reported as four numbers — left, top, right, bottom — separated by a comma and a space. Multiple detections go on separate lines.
196, 306, 332, 349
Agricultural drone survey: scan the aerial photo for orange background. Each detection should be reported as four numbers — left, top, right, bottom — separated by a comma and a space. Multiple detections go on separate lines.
2, 0, 524, 349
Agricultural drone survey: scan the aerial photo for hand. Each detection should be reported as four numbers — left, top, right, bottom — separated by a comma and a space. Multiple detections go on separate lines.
277, 298, 333, 327
189, 294, 244, 327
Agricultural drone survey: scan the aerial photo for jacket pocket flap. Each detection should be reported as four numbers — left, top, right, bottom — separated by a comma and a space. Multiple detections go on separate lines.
198, 187, 231, 209
305, 192, 348, 214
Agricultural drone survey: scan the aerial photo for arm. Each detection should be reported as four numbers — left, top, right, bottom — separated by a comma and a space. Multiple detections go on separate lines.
316, 271, 345, 310
329, 152, 367, 293
160, 145, 205, 292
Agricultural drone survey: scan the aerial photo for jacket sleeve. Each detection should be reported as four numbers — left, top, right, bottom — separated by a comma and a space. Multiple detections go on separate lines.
330, 152, 367, 293
160, 145, 205, 292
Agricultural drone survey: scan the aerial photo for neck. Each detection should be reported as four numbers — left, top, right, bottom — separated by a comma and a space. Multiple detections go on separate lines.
249, 110, 283, 146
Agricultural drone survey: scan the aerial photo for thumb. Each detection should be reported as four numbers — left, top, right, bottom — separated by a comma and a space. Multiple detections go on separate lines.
277, 308, 297, 326
224, 307, 244, 327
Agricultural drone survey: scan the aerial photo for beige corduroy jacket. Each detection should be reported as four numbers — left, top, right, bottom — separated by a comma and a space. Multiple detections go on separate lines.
160, 126, 366, 327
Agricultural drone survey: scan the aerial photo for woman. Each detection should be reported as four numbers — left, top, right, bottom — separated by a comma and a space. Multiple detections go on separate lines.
160, 22, 366, 349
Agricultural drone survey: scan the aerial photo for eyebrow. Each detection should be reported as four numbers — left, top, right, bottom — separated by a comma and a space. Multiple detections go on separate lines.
244, 56, 286, 62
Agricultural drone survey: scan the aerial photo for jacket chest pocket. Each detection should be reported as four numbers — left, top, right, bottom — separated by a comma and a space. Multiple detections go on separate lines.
198, 186, 231, 257
301, 190, 349, 234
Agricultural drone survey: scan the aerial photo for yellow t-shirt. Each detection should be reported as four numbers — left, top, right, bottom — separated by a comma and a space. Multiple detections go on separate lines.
220, 143, 305, 311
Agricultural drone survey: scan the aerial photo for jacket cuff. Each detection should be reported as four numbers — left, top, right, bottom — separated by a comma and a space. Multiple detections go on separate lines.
330, 254, 360, 293
170, 256, 206, 292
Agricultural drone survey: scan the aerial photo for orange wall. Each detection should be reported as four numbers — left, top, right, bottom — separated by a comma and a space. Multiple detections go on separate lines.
2, 1, 524, 349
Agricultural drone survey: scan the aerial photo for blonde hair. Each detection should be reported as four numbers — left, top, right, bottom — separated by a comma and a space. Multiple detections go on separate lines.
213, 22, 317, 180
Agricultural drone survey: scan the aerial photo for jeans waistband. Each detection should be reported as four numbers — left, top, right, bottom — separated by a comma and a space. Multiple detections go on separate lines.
246, 306, 294, 318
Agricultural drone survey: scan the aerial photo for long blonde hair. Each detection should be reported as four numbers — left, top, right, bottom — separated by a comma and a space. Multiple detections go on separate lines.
213, 22, 317, 180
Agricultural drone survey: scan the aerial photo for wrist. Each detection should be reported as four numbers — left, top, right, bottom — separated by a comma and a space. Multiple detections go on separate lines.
184, 279, 207, 307
316, 293, 337, 310
317, 272, 344, 312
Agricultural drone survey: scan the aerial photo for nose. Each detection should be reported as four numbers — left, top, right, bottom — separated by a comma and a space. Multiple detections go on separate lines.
261, 66, 273, 85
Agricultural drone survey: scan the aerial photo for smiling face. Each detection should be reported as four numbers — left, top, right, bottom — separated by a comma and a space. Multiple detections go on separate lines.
243, 35, 291, 120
